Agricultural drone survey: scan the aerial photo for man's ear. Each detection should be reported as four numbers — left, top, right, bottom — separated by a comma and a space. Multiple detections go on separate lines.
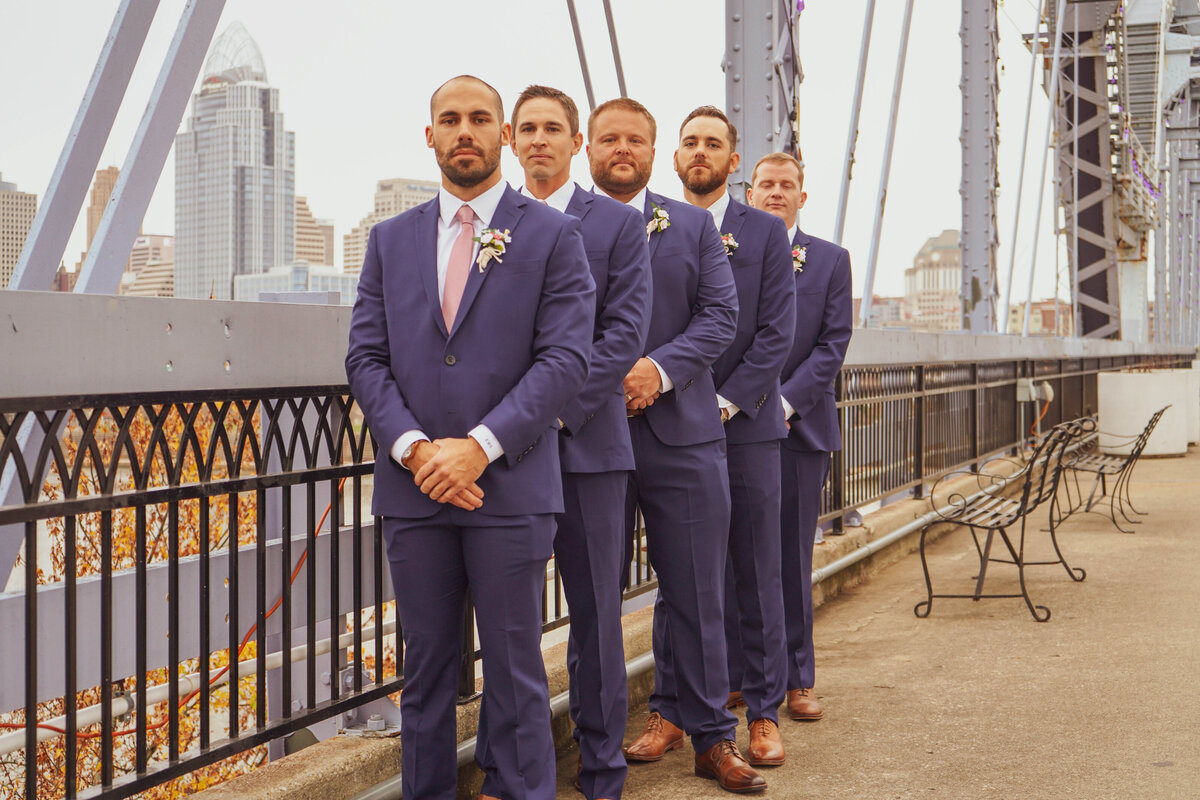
571, 131, 584, 156
425, 125, 434, 149
500, 122, 512, 146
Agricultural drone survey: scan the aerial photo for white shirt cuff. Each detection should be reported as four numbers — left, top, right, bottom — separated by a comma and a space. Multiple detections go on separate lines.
391, 430, 430, 470
647, 357, 674, 393
468, 424, 504, 463
716, 394, 740, 420
781, 396, 797, 420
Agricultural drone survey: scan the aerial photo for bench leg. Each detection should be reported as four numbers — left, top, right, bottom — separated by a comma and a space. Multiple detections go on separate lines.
913, 524, 935, 618
1047, 497, 1085, 582
996, 526, 1051, 622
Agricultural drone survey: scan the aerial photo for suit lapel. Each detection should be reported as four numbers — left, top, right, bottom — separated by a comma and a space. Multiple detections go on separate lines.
722, 196, 747, 244
450, 185, 527, 337
645, 191, 667, 259
793, 227, 813, 248
416, 200, 447, 338
566, 183, 593, 222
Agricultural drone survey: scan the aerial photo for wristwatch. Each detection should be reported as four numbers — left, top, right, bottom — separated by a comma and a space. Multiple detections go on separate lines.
400, 441, 417, 468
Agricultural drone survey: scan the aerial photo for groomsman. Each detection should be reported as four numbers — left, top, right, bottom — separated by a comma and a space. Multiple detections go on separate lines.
663, 106, 795, 766
508, 84, 652, 800
746, 152, 852, 723
588, 97, 766, 794
345, 75, 595, 800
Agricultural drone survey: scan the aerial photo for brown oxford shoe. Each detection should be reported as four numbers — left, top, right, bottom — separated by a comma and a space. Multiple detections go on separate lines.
746, 718, 785, 766
624, 711, 684, 762
694, 739, 767, 793
479, 796, 501, 800
786, 687, 824, 721
726, 690, 746, 710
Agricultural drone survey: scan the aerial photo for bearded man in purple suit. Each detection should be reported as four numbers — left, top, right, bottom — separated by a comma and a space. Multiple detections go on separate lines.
746, 151, 852, 725
345, 75, 595, 800
587, 97, 767, 794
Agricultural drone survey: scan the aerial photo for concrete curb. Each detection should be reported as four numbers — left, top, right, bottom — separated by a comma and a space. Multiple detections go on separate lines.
195, 460, 1027, 800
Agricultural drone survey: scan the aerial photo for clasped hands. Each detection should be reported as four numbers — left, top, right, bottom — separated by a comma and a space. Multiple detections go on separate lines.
404, 438, 488, 510
623, 357, 662, 414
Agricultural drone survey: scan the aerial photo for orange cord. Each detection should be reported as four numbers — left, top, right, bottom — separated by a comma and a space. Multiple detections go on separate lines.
4, 476, 350, 740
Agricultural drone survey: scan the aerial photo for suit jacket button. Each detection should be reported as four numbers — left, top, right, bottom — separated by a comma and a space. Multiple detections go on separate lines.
444, 354, 457, 366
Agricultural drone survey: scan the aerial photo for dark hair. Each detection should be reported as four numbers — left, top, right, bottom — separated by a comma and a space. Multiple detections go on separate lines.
588, 97, 657, 144
679, 105, 738, 153
429, 75, 504, 121
512, 85, 580, 136
750, 152, 805, 190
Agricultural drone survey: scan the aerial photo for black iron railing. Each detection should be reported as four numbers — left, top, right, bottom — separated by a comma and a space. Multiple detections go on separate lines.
0, 351, 1190, 799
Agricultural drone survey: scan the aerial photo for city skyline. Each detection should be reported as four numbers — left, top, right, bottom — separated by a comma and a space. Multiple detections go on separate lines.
1, 0, 1069, 302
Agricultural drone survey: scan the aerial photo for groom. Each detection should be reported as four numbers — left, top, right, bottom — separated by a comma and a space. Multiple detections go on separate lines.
345, 75, 595, 800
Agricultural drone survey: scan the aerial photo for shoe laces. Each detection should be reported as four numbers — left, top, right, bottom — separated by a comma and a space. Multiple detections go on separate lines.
645, 712, 666, 732
749, 718, 776, 737
795, 687, 814, 698
718, 739, 744, 762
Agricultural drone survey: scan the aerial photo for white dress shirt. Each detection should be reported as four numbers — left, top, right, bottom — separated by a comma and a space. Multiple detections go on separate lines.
520, 181, 575, 213
782, 223, 799, 421
390, 180, 509, 470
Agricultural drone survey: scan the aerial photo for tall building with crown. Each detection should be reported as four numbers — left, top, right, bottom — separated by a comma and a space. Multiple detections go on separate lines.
174, 23, 295, 299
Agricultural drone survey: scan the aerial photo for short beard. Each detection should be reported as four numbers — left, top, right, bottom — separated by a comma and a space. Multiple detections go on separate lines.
591, 160, 652, 197
437, 143, 501, 188
678, 163, 728, 196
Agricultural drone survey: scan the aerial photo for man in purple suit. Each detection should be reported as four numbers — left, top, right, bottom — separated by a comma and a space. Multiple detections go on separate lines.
345, 75, 595, 800
508, 84, 652, 800
746, 152, 852, 724
587, 97, 766, 794
666, 106, 795, 767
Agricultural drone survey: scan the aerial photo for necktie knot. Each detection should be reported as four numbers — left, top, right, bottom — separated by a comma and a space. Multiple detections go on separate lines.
456, 205, 474, 225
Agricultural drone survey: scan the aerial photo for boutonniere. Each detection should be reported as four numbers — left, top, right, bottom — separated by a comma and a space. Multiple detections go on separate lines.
792, 245, 807, 273
474, 228, 511, 272
721, 233, 739, 256
646, 203, 670, 240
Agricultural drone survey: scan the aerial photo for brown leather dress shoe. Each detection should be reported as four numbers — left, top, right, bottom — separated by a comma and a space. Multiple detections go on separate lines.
694, 739, 767, 793
786, 687, 824, 720
746, 718, 785, 766
625, 711, 684, 762
726, 690, 746, 710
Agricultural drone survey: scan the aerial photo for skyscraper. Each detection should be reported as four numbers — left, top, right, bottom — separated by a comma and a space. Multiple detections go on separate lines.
175, 23, 295, 299
0, 173, 37, 289
76, 166, 135, 273
343, 178, 438, 272
296, 196, 334, 266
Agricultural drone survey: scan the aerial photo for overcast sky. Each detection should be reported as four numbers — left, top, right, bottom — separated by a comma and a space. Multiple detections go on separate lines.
0, 0, 1067, 302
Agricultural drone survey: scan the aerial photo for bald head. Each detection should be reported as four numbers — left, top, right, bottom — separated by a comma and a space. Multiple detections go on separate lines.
430, 75, 504, 122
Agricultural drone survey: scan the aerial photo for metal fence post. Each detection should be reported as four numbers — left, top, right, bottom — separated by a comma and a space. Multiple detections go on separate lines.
913, 365, 925, 498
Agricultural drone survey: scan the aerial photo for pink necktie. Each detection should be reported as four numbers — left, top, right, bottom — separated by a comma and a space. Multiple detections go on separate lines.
442, 204, 475, 330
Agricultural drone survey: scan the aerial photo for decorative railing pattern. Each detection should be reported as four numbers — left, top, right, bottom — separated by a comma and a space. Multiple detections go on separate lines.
1, 351, 1191, 799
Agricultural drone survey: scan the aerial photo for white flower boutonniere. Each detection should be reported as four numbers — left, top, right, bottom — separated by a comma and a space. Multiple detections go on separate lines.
474, 228, 511, 273
721, 233, 739, 256
646, 203, 670, 241
792, 245, 807, 273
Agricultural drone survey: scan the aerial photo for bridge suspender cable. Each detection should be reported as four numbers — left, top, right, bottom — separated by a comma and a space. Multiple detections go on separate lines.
1022, 0, 1068, 337
858, 0, 915, 329
1000, 2, 1046, 334
833, 0, 876, 247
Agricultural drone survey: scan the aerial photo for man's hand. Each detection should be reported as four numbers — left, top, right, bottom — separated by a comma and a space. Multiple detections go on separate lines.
783, 407, 791, 432
623, 358, 663, 411
410, 439, 487, 510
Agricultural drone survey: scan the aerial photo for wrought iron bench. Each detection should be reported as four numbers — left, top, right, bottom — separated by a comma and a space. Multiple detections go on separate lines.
1059, 406, 1169, 533
913, 419, 1087, 622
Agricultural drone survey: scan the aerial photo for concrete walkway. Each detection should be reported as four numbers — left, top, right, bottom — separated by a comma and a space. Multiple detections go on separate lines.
557, 449, 1200, 799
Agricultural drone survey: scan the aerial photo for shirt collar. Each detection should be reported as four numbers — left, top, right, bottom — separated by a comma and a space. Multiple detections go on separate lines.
520, 181, 575, 214
703, 190, 731, 230
438, 179, 508, 227
593, 185, 647, 213
788, 225, 798, 243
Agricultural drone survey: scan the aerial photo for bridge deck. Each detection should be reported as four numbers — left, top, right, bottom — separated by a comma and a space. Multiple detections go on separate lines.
572, 447, 1200, 799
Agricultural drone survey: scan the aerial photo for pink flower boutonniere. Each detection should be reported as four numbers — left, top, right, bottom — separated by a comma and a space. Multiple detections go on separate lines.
792, 245, 807, 273
722, 233, 739, 256
474, 228, 511, 272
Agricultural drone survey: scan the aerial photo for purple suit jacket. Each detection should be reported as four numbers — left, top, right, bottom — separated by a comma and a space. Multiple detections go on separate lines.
639, 191, 739, 447
345, 185, 596, 518
711, 198, 796, 445
559, 185, 653, 473
781, 228, 852, 453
